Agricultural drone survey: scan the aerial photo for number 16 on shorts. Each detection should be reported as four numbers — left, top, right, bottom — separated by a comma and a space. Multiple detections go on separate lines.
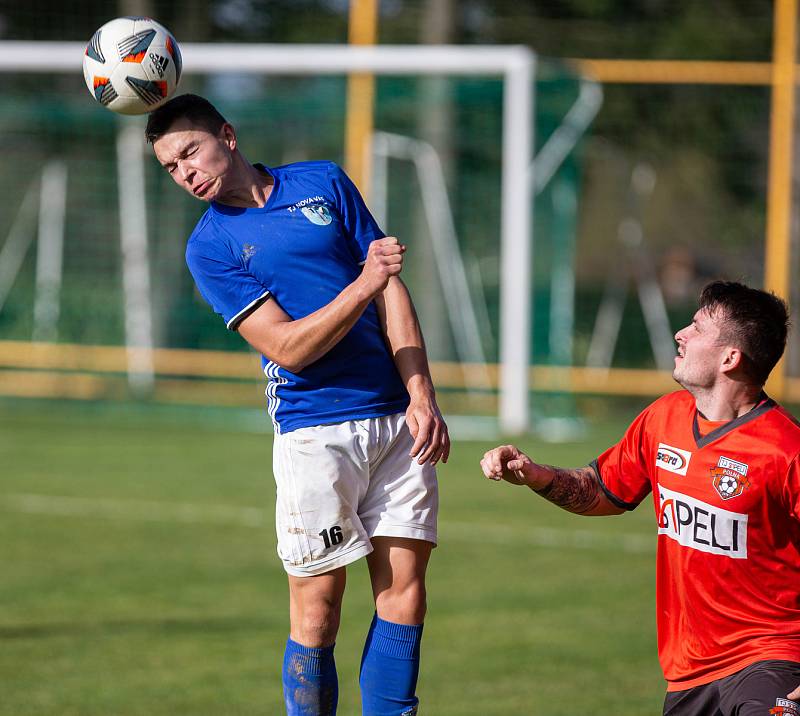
319, 525, 343, 549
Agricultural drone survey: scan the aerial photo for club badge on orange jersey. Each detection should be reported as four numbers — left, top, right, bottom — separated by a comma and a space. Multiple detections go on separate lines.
770, 697, 800, 715
711, 455, 751, 500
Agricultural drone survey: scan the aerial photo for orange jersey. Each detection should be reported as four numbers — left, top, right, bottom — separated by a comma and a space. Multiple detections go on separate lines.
595, 390, 800, 691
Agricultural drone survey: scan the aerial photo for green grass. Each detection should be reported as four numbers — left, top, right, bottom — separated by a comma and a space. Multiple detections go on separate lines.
0, 400, 664, 715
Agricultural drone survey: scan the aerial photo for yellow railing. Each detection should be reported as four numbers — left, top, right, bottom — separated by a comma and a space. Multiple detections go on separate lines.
572, 59, 774, 85
1, 341, 797, 406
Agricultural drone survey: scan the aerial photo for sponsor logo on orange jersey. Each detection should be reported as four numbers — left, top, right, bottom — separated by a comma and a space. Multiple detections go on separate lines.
656, 443, 692, 476
657, 484, 748, 558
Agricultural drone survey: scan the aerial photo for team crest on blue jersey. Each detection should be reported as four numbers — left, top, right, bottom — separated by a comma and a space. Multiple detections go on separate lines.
301, 204, 332, 226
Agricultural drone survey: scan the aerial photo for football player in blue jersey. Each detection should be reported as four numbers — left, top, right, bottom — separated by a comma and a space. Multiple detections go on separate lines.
146, 94, 449, 716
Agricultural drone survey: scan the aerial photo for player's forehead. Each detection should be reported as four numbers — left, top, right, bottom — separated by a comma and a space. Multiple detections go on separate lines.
693, 306, 725, 331
152, 118, 216, 161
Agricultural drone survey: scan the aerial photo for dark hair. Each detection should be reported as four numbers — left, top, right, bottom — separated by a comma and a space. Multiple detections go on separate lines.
145, 94, 228, 144
699, 280, 789, 385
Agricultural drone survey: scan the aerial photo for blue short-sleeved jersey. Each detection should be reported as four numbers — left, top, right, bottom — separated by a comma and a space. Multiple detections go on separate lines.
185, 161, 409, 433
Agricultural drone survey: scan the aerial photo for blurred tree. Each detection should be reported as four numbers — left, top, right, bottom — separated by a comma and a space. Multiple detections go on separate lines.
457, 0, 773, 61
0, 0, 774, 57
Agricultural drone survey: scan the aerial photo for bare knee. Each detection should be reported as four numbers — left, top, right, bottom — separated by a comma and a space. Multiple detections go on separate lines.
293, 598, 341, 647
368, 537, 431, 625
376, 580, 427, 625
289, 569, 346, 647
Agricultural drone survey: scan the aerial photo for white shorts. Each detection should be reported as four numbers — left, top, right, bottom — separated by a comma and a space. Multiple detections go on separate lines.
272, 413, 438, 577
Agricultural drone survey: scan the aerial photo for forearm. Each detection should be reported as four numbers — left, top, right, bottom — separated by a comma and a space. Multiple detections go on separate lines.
482, 446, 624, 515
528, 465, 609, 515
374, 277, 434, 398
242, 279, 374, 373
282, 282, 374, 369
377, 276, 449, 463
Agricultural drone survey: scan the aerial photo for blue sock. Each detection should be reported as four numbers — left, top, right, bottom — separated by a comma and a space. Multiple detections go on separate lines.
359, 613, 424, 716
282, 637, 338, 716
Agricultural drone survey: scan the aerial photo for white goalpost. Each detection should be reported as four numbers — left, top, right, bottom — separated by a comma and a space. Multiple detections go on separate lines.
0, 41, 536, 435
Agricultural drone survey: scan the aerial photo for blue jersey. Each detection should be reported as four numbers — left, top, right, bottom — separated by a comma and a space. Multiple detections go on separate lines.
185, 161, 409, 433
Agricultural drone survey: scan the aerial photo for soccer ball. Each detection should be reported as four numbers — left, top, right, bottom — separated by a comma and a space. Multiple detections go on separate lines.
717, 474, 739, 498
82, 17, 182, 115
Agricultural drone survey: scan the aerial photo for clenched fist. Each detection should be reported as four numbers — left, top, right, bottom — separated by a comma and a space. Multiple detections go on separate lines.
358, 237, 406, 297
480, 445, 535, 486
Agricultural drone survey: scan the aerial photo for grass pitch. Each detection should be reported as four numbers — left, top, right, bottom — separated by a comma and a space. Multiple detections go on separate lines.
0, 399, 664, 715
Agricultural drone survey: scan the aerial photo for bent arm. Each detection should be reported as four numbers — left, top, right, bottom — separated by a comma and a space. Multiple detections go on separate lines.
374, 276, 450, 464
480, 445, 624, 516
237, 280, 374, 373
238, 237, 404, 373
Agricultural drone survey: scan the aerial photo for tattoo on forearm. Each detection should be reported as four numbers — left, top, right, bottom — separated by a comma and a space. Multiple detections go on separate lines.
534, 466, 602, 514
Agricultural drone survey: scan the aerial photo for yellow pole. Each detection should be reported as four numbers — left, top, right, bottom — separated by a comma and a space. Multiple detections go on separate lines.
345, 0, 378, 198
765, 0, 798, 399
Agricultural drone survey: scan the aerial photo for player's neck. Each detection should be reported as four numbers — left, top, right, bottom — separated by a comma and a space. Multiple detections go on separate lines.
216, 159, 274, 208
692, 382, 763, 422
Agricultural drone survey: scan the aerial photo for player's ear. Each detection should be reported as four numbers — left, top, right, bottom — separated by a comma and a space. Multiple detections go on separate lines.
220, 123, 237, 150
720, 346, 743, 374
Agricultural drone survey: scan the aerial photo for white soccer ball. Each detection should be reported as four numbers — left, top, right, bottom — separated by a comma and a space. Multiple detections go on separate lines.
717, 474, 738, 497
82, 17, 182, 115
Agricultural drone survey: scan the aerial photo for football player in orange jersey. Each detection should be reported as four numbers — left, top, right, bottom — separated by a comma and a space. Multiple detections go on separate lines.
481, 281, 800, 716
